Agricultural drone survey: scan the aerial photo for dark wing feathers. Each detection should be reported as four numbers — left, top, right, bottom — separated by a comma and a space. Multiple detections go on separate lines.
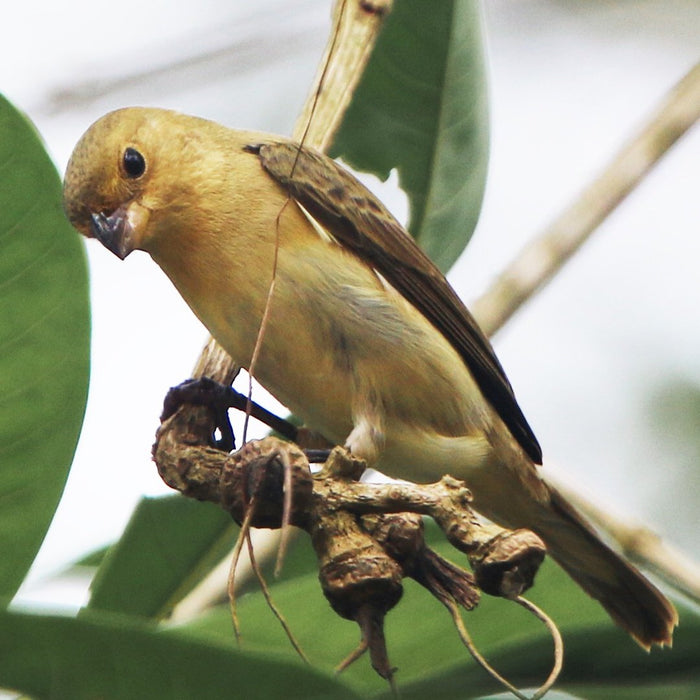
254, 141, 543, 465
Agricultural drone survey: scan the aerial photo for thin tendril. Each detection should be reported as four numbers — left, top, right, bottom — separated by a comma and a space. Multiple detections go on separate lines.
246, 530, 310, 664
291, 0, 350, 177
447, 595, 564, 700
227, 497, 258, 646
274, 448, 294, 577
515, 596, 564, 700
447, 599, 530, 700
242, 198, 286, 445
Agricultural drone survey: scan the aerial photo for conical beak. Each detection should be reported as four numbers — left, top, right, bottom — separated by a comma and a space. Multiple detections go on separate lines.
90, 207, 135, 260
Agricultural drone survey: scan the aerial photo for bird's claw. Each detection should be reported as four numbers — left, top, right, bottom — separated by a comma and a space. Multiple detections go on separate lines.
161, 377, 237, 451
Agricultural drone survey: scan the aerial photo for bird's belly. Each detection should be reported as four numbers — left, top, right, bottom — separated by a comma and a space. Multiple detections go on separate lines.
168, 233, 490, 467
240, 254, 490, 459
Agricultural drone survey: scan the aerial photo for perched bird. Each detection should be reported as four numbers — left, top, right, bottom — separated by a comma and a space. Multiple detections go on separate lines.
64, 107, 677, 648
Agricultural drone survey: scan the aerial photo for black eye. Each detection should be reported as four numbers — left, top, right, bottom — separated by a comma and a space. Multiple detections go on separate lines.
123, 147, 146, 178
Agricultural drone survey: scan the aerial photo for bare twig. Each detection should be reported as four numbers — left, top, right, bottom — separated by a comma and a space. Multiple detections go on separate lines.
467, 61, 700, 600
472, 61, 700, 338
246, 531, 310, 663
294, 0, 393, 152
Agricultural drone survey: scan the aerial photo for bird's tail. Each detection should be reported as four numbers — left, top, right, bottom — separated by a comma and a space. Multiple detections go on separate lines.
532, 485, 678, 649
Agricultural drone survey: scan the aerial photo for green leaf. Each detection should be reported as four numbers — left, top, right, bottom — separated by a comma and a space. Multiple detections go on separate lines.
560, 682, 700, 700
86, 489, 340, 621
74, 545, 111, 568
0, 95, 90, 598
388, 610, 700, 700
0, 606, 361, 700
331, 0, 489, 272
88, 495, 236, 618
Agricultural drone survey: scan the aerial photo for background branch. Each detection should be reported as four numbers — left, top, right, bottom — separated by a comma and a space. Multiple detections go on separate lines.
472, 60, 700, 337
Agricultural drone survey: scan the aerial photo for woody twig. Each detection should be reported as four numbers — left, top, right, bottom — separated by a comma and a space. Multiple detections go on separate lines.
153, 382, 557, 694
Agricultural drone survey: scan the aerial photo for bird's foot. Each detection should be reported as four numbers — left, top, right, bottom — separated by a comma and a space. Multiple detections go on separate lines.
161, 377, 239, 451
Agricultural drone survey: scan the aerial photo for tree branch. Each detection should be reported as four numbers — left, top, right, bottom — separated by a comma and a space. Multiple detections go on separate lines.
472, 61, 700, 337
470, 60, 700, 602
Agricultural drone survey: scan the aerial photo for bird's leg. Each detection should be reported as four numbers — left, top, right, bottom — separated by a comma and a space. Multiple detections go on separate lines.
161, 377, 238, 451
161, 376, 299, 451
341, 381, 385, 469
303, 448, 333, 463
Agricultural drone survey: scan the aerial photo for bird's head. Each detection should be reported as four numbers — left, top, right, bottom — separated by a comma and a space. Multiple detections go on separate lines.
63, 107, 207, 260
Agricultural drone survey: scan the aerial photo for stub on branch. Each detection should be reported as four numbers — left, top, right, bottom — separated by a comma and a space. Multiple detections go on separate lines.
153, 382, 549, 686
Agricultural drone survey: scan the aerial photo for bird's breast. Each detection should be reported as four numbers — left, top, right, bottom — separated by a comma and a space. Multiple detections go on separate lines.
150, 196, 489, 453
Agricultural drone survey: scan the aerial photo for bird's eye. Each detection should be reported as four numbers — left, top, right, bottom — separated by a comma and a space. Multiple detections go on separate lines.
123, 147, 146, 178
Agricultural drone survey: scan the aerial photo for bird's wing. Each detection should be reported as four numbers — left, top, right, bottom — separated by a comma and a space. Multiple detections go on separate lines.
249, 141, 542, 464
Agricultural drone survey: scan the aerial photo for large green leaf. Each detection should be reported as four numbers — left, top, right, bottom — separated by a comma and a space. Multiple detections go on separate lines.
0, 606, 360, 700
87, 494, 321, 619
331, 0, 489, 272
88, 496, 236, 618
0, 95, 90, 598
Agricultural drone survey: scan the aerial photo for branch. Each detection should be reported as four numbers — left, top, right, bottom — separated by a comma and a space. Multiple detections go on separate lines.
293, 0, 393, 152
154, 401, 557, 693
472, 60, 700, 337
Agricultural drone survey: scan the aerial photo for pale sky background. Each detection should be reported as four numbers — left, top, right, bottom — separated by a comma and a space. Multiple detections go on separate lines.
1, 0, 698, 608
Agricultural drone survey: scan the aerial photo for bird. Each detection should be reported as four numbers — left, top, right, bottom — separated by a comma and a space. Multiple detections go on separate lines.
63, 106, 677, 649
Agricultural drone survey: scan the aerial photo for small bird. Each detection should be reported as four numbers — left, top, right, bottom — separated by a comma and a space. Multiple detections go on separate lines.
64, 107, 677, 648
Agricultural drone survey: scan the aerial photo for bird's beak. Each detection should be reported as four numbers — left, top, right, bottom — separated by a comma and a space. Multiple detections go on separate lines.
90, 207, 135, 260
88, 202, 150, 260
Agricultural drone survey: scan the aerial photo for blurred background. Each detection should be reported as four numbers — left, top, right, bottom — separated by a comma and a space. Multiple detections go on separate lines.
2, 0, 698, 608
